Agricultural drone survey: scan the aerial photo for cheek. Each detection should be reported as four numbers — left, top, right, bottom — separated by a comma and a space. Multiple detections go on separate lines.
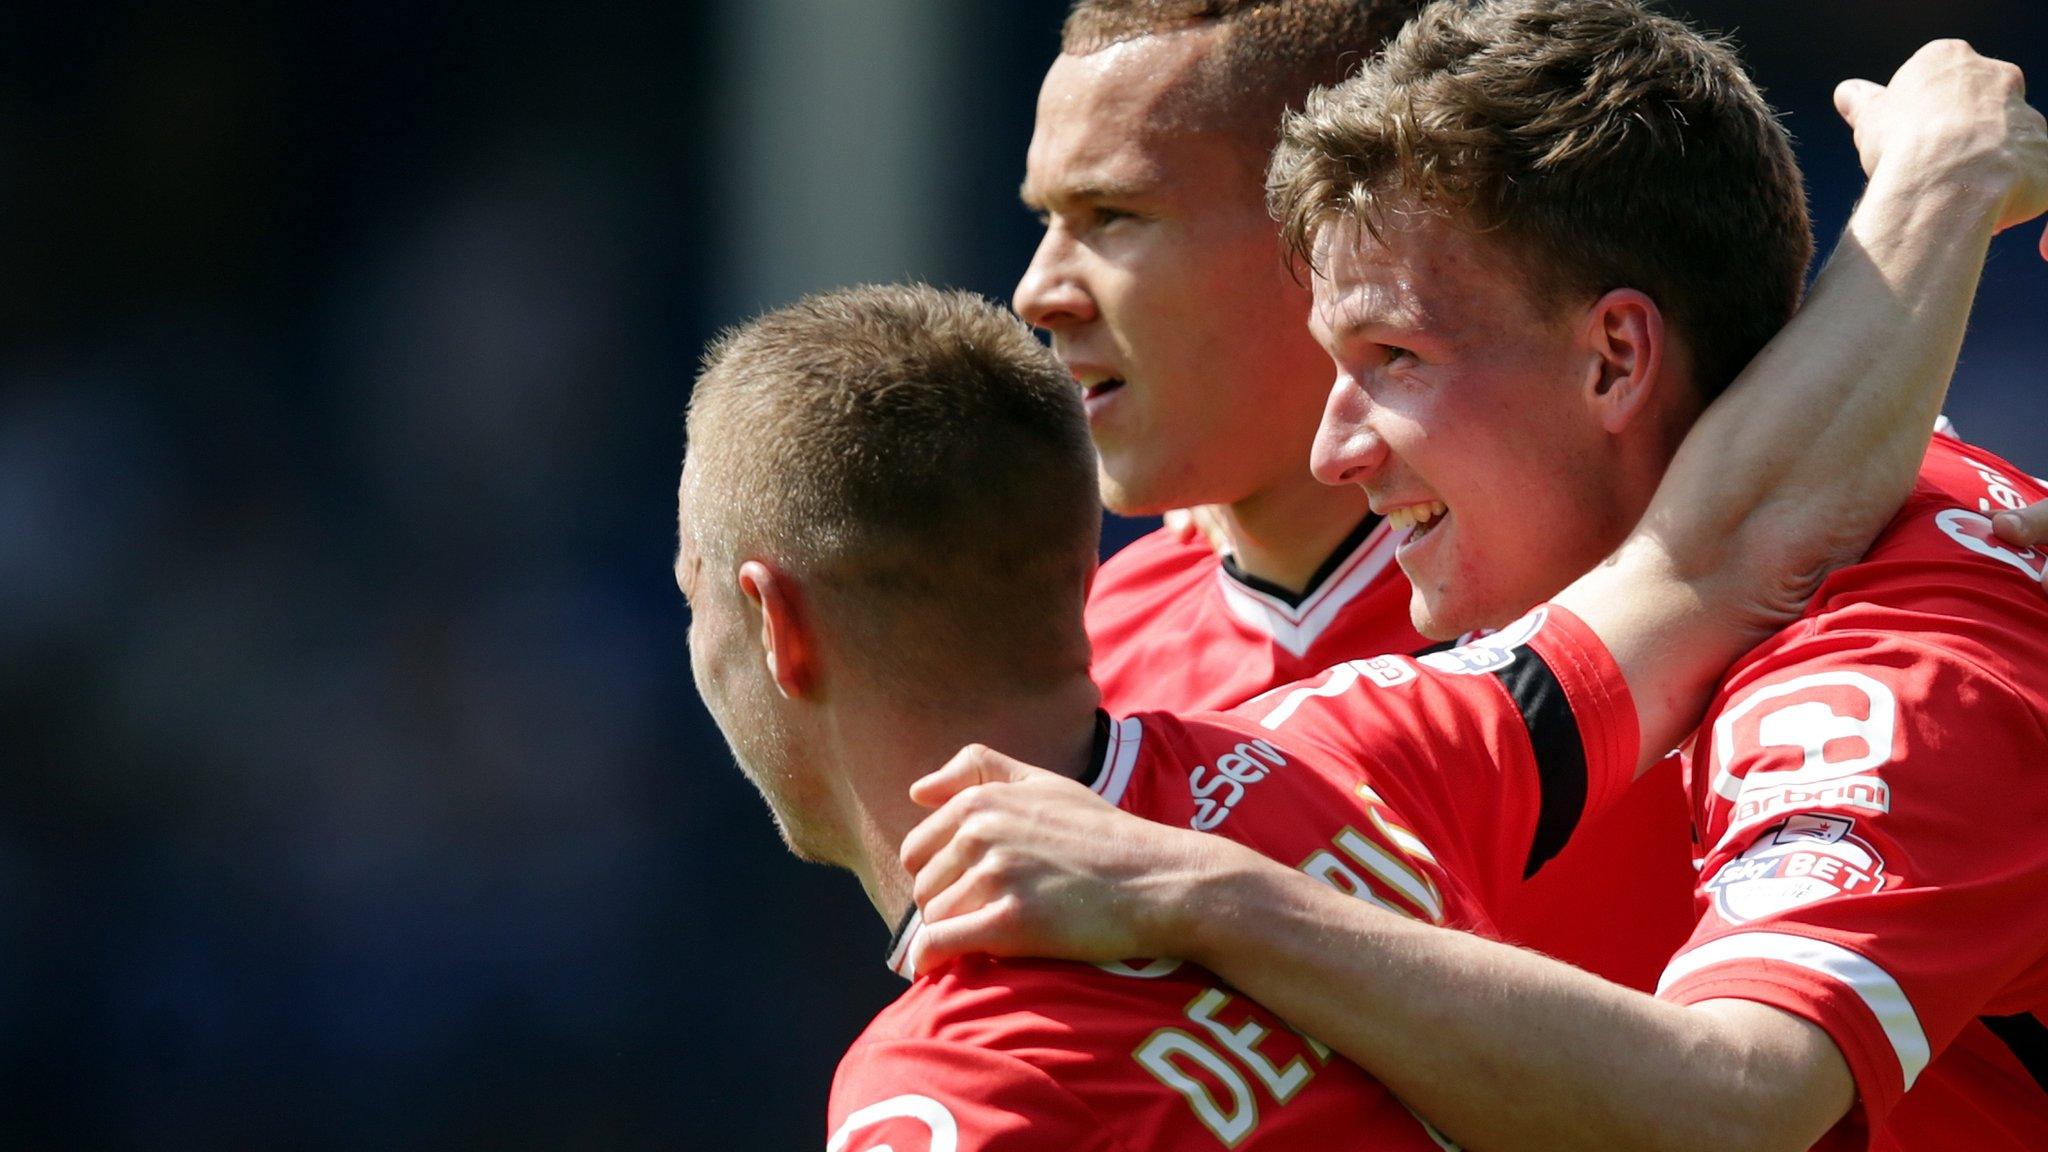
687, 612, 735, 701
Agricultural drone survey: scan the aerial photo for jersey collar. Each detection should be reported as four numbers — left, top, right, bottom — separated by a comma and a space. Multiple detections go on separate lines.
884, 710, 1141, 980
1217, 514, 1401, 658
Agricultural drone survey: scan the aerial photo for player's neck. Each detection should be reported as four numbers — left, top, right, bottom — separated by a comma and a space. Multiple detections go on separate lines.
1221, 474, 1377, 595
838, 674, 1104, 926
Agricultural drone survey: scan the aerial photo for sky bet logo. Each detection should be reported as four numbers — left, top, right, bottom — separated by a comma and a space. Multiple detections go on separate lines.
1705, 814, 1888, 924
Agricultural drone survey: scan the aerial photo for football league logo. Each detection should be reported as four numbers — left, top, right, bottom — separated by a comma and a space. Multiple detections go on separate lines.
1705, 814, 1888, 924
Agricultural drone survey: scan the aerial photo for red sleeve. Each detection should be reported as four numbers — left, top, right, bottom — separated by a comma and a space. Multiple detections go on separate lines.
1657, 632, 2048, 1138
828, 1038, 1127, 1152
1229, 603, 1639, 913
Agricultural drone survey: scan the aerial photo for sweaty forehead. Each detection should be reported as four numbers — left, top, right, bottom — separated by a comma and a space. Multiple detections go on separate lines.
1023, 26, 1231, 202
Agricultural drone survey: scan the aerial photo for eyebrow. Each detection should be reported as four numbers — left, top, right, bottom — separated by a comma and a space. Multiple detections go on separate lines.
1019, 177, 1152, 211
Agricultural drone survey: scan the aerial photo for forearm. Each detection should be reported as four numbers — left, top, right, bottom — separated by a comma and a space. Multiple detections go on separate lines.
1648, 163, 2001, 596
1559, 166, 2007, 761
1174, 839, 1846, 1152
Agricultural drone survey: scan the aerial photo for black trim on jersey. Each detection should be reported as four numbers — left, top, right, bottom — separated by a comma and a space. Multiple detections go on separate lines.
885, 903, 919, 964
1491, 646, 1589, 879
1982, 1012, 2048, 1095
1076, 709, 1113, 791
881, 710, 1115, 968
1220, 514, 1381, 609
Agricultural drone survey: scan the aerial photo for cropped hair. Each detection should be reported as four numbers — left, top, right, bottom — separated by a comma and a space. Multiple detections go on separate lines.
686, 284, 1100, 691
1062, 0, 1423, 149
1268, 0, 1814, 398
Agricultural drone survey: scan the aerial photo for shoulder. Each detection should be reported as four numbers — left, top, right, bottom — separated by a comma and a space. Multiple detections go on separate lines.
1837, 436, 2048, 598
1090, 527, 1216, 605
830, 1032, 1122, 1152
1734, 438, 2048, 704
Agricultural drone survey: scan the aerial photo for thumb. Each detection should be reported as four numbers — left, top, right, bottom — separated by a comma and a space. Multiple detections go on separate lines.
2038, 219, 2046, 262
1834, 78, 1884, 127
908, 744, 1043, 808
1992, 498, 2048, 550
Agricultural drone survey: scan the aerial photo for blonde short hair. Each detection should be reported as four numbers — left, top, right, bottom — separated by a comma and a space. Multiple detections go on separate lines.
1061, 0, 1421, 149
686, 284, 1099, 692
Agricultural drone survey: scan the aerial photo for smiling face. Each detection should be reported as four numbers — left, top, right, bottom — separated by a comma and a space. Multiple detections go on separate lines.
1307, 215, 1638, 640
1012, 27, 1335, 516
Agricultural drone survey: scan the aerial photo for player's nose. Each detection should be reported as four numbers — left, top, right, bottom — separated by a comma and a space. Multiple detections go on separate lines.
1311, 373, 1390, 487
1013, 231, 1096, 333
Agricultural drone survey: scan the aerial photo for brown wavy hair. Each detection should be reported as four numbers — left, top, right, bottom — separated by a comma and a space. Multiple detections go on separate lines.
1268, 0, 1813, 398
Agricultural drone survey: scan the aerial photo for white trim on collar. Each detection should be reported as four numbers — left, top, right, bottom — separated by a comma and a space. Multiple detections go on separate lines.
1091, 716, 1145, 807
1218, 520, 1401, 658
887, 716, 1146, 981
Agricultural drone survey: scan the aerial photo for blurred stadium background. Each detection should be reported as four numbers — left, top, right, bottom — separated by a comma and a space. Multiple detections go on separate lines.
1, 1, 2042, 1147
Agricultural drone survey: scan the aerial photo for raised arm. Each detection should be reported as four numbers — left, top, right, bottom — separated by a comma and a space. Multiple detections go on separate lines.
1556, 41, 2048, 767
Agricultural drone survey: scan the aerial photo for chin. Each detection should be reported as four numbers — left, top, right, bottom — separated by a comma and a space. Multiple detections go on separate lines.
1095, 470, 1176, 520
1408, 589, 1499, 644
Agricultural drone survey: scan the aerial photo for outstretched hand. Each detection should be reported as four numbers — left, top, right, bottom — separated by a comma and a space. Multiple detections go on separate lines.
1834, 40, 2048, 258
900, 744, 1225, 974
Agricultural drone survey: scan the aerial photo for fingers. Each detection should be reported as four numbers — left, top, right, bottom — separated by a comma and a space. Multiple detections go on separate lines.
1834, 78, 1883, 127
917, 846, 1016, 927
2040, 219, 2047, 261
901, 754, 1053, 876
907, 743, 1039, 809
1190, 504, 1234, 554
901, 791, 974, 877
1992, 498, 2048, 549
906, 810, 996, 913
909, 900, 1024, 975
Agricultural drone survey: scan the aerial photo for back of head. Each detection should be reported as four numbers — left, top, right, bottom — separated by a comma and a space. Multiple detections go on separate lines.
687, 284, 1100, 698
1061, 0, 1424, 152
1269, 0, 1814, 399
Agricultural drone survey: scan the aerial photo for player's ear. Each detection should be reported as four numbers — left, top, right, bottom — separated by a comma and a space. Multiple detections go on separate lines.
1581, 287, 1667, 435
737, 560, 819, 700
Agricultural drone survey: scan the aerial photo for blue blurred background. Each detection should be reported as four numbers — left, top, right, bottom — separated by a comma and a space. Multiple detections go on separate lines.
1, 1, 2042, 1147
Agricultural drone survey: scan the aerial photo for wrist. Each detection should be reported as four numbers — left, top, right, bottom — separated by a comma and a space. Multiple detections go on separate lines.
1154, 833, 1281, 970
1864, 146, 2016, 228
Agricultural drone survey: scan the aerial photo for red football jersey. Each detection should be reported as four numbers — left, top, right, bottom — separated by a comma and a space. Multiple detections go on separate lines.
832, 607, 1640, 1151
1086, 516, 1696, 990
1087, 518, 1425, 713
1659, 434, 2048, 1149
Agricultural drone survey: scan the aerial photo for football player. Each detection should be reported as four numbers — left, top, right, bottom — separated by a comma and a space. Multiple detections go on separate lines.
905, 5, 2048, 1149
1018, 0, 1697, 992
681, 49, 2035, 1145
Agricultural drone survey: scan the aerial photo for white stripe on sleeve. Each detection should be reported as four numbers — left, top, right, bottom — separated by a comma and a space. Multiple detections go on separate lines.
1657, 930, 1930, 1089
